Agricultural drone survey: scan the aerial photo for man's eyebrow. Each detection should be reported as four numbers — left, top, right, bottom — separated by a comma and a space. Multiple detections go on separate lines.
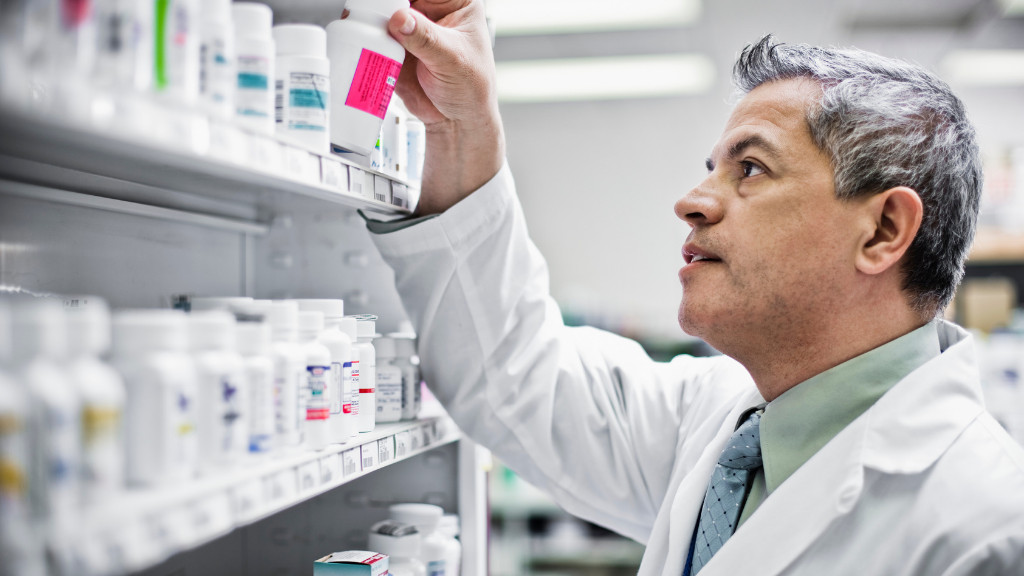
726, 134, 781, 161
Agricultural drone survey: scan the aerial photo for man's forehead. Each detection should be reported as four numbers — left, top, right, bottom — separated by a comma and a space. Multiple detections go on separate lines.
711, 78, 819, 159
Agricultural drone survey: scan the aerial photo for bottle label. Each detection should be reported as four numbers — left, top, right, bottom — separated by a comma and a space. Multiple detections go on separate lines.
350, 360, 360, 416
278, 72, 329, 131
428, 559, 446, 576
274, 360, 302, 436
376, 370, 402, 415
345, 48, 401, 119
329, 362, 344, 416
237, 54, 272, 118
343, 361, 354, 414
306, 365, 330, 421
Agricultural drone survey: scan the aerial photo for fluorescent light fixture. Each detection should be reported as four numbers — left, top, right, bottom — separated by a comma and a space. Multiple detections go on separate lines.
488, 0, 701, 36
496, 54, 716, 103
941, 50, 1024, 86
999, 0, 1024, 16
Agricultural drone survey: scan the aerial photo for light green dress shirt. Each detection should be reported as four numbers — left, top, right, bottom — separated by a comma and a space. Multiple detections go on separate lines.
736, 321, 941, 527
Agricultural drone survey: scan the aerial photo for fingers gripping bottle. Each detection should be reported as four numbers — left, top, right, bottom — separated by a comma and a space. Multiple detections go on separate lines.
297, 311, 331, 450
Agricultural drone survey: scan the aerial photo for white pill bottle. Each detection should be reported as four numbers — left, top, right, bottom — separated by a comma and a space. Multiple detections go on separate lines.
326, 0, 409, 156
237, 321, 276, 456
295, 300, 354, 444
353, 316, 377, 433
390, 504, 448, 576
373, 337, 403, 423
297, 311, 331, 450
232, 2, 275, 134
189, 311, 249, 472
273, 24, 330, 153
199, 0, 236, 119
267, 301, 305, 451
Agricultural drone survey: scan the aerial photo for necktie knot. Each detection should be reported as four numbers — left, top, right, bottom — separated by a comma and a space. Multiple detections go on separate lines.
717, 411, 762, 470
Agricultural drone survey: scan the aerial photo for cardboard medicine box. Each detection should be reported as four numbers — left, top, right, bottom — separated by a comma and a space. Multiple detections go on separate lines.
314, 551, 389, 576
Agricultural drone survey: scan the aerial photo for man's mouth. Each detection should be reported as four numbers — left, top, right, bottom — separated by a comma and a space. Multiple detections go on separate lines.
683, 245, 722, 265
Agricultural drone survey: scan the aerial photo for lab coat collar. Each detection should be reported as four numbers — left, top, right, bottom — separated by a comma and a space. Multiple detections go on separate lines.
674, 320, 985, 576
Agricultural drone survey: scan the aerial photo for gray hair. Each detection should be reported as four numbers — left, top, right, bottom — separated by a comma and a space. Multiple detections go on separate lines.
733, 35, 982, 314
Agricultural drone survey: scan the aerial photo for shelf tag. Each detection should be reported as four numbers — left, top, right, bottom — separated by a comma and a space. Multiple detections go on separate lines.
191, 493, 233, 541
395, 430, 411, 457
320, 454, 341, 485
297, 461, 321, 495
286, 146, 320, 183
265, 468, 298, 503
373, 175, 392, 204
360, 442, 379, 470
230, 479, 265, 523
378, 436, 395, 464
349, 167, 368, 198
321, 159, 349, 191
410, 425, 424, 451
342, 447, 361, 477
391, 183, 409, 209
209, 122, 247, 165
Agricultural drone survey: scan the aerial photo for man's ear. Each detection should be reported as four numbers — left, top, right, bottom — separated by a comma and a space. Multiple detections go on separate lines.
855, 186, 923, 276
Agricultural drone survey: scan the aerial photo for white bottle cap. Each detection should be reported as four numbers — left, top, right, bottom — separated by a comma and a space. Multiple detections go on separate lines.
298, 310, 325, 335
232, 299, 272, 322
439, 514, 460, 537
112, 310, 188, 356
11, 297, 67, 361
232, 3, 274, 39
191, 297, 253, 312
345, 0, 410, 19
337, 317, 358, 341
273, 24, 327, 58
368, 520, 423, 559
188, 311, 237, 352
374, 337, 396, 359
354, 316, 376, 338
389, 503, 443, 532
64, 296, 111, 357
267, 300, 299, 340
295, 299, 345, 319
391, 336, 416, 358
236, 321, 271, 356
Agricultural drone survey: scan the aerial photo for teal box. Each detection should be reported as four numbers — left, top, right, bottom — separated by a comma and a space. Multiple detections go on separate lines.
314, 551, 389, 576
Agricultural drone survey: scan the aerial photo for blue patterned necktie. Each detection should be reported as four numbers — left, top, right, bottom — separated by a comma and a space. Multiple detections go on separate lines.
686, 406, 765, 575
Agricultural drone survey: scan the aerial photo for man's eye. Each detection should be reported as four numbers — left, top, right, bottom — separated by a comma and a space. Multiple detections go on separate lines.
741, 161, 765, 178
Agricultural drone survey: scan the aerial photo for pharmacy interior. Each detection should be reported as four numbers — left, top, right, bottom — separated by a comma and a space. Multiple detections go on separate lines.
1, 0, 1023, 575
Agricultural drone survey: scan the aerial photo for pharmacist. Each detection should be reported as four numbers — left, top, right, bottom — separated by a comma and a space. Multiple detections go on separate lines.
365, 1, 1024, 574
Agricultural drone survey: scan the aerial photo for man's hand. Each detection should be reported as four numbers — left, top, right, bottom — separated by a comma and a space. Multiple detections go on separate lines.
388, 0, 505, 216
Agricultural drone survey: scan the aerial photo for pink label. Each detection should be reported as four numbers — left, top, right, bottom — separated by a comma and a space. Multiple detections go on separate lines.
345, 49, 402, 119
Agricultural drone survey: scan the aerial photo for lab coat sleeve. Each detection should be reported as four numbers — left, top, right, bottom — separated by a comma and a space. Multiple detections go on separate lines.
368, 162, 753, 543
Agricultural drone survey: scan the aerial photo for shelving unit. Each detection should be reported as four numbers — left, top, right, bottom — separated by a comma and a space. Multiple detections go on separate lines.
969, 227, 1024, 264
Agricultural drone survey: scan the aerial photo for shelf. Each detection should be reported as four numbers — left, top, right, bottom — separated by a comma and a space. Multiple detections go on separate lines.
79, 410, 459, 575
0, 107, 414, 232
969, 228, 1024, 264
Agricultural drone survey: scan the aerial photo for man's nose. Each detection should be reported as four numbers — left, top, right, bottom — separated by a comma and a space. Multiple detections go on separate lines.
674, 178, 724, 226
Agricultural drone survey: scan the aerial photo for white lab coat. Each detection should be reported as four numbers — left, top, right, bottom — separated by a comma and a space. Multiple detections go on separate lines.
370, 163, 1024, 575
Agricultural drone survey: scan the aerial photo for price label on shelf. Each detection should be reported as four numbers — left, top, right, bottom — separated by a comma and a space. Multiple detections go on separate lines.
191, 492, 233, 542
360, 442, 379, 470
285, 146, 320, 184
209, 122, 247, 165
349, 167, 368, 198
230, 479, 265, 523
392, 183, 409, 209
410, 425, 424, 451
248, 135, 285, 175
297, 461, 321, 495
265, 468, 298, 504
321, 159, 349, 190
373, 175, 392, 204
320, 453, 341, 485
342, 447, 361, 477
378, 436, 395, 464
395, 430, 411, 457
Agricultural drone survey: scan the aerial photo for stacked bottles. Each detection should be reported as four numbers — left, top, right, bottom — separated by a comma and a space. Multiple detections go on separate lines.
298, 310, 332, 450
296, 300, 356, 443
353, 315, 378, 432
190, 311, 249, 472
267, 301, 305, 451
391, 335, 422, 420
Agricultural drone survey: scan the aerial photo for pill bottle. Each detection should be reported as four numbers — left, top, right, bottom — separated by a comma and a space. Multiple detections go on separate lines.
199, 0, 235, 119
153, 0, 200, 105
92, 0, 153, 102
391, 335, 421, 420
267, 301, 305, 451
273, 24, 330, 153
326, 0, 409, 156
406, 114, 425, 184
11, 298, 80, 534
438, 515, 462, 576
0, 297, 45, 576
368, 520, 427, 576
389, 503, 448, 576
237, 320, 275, 456
336, 317, 360, 439
232, 2, 275, 134
373, 337, 402, 423
352, 315, 377, 433
296, 300, 353, 444
189, 310, 249, 472
382, 101, 408, 179
297, 311, 331, 450
111, 309, 198, 486
64, 296, 125, 506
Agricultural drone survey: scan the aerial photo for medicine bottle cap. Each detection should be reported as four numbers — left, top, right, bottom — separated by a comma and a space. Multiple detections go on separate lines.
374, 336, 396, 359
11, 297, 67, 362
337, 316, 358, 340
232, 3, 274, 39
267, 301, 299, 338
389, 503, 443, 532
273, 24, 327, 58
64, 296, 111, 357
191, 297, 253, 312
390, 335, 416, 358
236, 321, 271, 356
439, 514, 460, 537
188, 310, 237, 352
296, 299, 345, 319
368, 520, 422, 559
353, 316, 376, 338
298, 310, 325, 334
345, 0, 410, 19
112, 310, 188, 355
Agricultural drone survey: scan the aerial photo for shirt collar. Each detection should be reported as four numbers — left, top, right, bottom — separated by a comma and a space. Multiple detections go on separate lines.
759, 321, 941, 493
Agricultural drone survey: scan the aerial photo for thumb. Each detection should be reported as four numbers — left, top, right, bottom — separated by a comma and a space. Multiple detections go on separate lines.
388, 8, 455, 67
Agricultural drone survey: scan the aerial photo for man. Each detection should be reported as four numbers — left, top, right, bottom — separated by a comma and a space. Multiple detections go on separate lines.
364, 1, 1024, 574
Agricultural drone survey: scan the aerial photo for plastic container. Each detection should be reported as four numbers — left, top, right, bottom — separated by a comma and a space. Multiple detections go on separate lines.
267, 301, 306, 451
438, 515, 462, 576
298, 311, 331, 450
389, 503, 448, 576
295, 300, 354, 444
326, 0, 409, 156
338, 317, 360, 439
93, 0, 153, 93
232, 2, 275, 134
199, 0, 236, 118
153, 0, 200, 105
64, 296, 126, 505
353, 315, 377, 433
111, 310, 198, 487
406, 114, 425, 185
273, 24, 330, 153
189, 311, 249, 472
391, 335, 421, 420
237, 320, 275, 455
382, 101, 408, 179
374, 337, 402, 423
368, 520, 427, 576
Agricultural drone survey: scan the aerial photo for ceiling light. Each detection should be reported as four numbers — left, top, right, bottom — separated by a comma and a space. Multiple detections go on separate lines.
496, 54, 716, 103
488, 0, 702, 36
941, 50, 1024, 87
